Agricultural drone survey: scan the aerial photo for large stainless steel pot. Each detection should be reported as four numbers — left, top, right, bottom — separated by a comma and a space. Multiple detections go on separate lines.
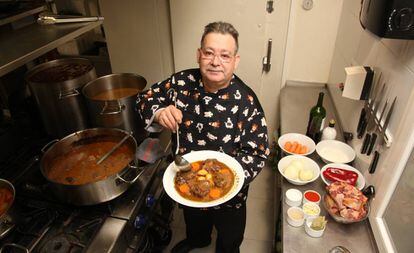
0, 179, 16, 239
40, 128, 144, 206
82, 73, 147, 142
25, 58, 96, 138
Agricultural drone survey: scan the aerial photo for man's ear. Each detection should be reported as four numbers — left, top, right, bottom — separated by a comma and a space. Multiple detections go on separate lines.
196, 48, 201, 64
234, 54, 240, 69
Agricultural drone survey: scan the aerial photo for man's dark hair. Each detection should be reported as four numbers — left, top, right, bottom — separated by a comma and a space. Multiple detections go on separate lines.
201, 21, 239, 53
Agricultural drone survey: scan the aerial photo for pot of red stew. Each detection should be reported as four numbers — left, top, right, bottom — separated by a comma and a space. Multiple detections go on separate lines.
0, 179, 16, 238
40, 128, 142, 206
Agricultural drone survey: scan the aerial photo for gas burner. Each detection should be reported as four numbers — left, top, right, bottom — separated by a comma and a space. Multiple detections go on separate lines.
37, 234, 83, 253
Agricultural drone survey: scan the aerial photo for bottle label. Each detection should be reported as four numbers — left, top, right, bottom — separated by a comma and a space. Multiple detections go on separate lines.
320, 118, 325, 131
306, 116, 326, 142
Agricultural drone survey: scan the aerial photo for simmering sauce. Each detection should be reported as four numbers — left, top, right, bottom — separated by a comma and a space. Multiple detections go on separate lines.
91, 88, 140, 100
47, 141, 134, 185
0, 187, 13, 216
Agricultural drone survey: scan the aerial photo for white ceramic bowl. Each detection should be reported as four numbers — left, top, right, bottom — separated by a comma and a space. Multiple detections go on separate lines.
302, 202, 321, 219
316, 140, 355, 164
305, 217, 326, 237
320, 163, 366, 190
285, 188, 302, 207
278, 133, 316, 156
287, 206, 305, 227
277, 155, 320, 185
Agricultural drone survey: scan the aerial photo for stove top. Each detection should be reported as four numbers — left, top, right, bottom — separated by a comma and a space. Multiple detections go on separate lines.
0, 130, 172, 253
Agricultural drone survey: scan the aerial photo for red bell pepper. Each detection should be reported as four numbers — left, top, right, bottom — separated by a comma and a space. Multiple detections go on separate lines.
323, 167, 358, 186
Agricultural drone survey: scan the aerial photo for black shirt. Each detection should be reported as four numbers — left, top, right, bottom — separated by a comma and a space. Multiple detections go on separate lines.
136, 69, 269, 209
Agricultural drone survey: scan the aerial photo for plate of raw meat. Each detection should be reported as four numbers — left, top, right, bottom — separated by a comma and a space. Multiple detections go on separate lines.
323, 181, 374, 224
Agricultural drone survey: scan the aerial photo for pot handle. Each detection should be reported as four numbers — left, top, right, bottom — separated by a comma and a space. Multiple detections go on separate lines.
100, 101, 125, 115
59, 88, 80, 99
0, 243, 29, 253
41, 139, 59, 153
116, 165, 145, 184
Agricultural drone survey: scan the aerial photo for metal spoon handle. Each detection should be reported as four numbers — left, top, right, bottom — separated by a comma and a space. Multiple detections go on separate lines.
174, 93, 180, 155
97, 132, 132, 165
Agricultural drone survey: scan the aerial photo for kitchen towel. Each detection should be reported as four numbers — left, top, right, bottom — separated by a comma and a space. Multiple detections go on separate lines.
136, 138, 165, 164
342, 66, 374, 100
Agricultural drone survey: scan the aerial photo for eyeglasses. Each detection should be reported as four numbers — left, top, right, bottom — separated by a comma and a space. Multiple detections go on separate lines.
199, 48, 235, 63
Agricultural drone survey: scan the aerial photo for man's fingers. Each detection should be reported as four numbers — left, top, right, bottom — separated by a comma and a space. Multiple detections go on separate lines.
163, 109, 177, 130
170, 107, 183, 124
158, 106, 180, 131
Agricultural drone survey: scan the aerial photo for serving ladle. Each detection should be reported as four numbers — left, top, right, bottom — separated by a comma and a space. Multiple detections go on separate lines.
171, 90, 191, 172
96, 132, 132, 165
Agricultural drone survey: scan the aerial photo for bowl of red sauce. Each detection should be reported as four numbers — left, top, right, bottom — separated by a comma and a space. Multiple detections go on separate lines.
303, 190, 321, 205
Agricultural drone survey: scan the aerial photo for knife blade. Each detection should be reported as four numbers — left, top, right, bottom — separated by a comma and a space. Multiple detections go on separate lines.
357, 73, 382, 137
380, 96, 397, 142
366, 82, 387, 131
368, 97, 397, 174
366, 99, 388, 155
358, 82, 386, 139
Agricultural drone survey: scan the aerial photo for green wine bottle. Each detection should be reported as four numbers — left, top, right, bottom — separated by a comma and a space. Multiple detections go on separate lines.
306, 92, 326, 142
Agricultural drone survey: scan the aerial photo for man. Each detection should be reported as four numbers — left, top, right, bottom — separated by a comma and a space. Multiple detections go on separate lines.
136, 21, 269, 253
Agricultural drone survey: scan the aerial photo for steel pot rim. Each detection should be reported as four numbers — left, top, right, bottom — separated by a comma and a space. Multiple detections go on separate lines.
25, 57, 95, 86
82, 73, 146, 102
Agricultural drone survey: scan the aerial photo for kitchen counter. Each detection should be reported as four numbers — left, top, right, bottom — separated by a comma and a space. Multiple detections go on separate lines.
279, 83, 378, 253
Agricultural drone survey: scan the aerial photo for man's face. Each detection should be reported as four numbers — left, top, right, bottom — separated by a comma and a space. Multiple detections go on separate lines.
197, 33, 240, 92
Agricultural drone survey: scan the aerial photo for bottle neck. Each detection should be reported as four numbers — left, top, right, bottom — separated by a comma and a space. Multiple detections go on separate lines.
317, 93, 324, 107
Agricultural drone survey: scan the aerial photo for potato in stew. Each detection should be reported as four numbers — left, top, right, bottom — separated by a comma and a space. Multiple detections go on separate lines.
174, 159, 235, 202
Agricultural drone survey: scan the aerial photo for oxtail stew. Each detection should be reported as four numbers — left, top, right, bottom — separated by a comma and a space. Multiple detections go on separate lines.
174, 159, 235, 202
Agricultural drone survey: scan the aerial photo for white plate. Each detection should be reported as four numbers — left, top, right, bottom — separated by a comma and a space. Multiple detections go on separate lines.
162, 150, 244, 208
320, 163, 365, 190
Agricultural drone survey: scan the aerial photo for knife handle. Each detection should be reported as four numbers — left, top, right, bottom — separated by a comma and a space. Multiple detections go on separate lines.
358, 119, 368, 139
357, 107, 367, 133
367, 133, 377, 156
361, 133, 371, 154
369, 151, 380, 174
357, 108, 366, 134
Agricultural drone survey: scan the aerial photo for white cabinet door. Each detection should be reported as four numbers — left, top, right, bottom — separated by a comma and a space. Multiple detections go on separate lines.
169, 0, 291, 135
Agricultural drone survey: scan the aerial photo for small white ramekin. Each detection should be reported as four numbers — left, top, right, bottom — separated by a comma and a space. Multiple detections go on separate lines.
287, 206, 305, 227
285, 188, 302, 207
302, 202, 321, 219
303, 190, 321, 205
305, 217, 326, 237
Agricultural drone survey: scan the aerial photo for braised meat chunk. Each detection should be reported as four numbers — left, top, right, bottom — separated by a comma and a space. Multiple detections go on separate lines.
202, 159, 221, 172
174, 159, 235, 202
189, 180, 211, 198
213, 172, 231, 188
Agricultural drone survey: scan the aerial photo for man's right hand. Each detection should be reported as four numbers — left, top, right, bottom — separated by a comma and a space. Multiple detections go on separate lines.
154, 105, 183, 132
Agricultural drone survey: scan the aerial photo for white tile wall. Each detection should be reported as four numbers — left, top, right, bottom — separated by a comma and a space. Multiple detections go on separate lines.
285, 0, 343, 83
334, 7, 363, 64
327, 0, 414, 174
